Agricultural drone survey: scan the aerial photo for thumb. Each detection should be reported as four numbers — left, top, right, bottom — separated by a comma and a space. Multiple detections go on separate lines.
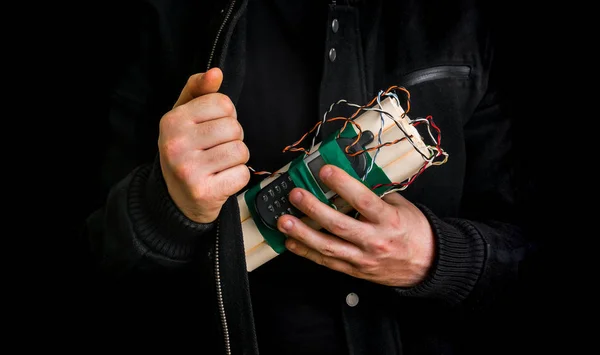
173, 67, 224, 108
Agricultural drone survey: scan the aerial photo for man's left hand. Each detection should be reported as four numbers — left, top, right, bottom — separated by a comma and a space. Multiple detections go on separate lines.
277, 164, 435, 287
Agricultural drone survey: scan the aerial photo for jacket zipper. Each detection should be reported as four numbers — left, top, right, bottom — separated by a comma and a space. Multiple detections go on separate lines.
209, 3, 237, 354
214, 220, 232, 355
207, 0, 237, 71
400, 65, 471, 87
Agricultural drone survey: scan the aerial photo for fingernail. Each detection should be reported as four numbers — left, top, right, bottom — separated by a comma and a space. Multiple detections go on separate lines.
281, 219, 293, 231
320, 165, 333, 179
289, 190, 303, 204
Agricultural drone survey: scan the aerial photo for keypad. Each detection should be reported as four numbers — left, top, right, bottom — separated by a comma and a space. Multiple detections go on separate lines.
255, 173, 303, 230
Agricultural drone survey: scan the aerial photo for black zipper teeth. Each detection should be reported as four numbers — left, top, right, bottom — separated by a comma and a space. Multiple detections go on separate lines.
214, 220, 232, 355
207, 0, 237, 71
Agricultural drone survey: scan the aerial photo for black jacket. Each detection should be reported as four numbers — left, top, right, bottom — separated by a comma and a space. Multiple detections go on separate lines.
84, 0, 536, 354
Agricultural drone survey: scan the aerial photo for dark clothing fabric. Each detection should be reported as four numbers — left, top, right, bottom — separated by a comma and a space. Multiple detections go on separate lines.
239, 1, 346, 354
83, 0, 536, 354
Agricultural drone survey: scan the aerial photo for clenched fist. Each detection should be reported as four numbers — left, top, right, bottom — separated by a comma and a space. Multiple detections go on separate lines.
158, 67, 251, 223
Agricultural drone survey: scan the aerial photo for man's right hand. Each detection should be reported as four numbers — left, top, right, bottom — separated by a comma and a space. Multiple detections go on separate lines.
158, 67, 251, 224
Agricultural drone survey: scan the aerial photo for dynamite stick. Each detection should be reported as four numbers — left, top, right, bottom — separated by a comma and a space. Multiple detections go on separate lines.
237, 96, 439, 271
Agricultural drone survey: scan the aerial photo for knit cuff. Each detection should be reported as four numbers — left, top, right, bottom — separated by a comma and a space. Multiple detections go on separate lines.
128, 158, 215, 261
395, 204, 486, 306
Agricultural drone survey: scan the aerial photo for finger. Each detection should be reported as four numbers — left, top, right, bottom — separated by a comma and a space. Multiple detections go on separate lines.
181, 92, 237, 124
195, 117, 244, 150
211, 164, 251, 197
287, 188, 368, 246
381, 190, 407, 206
201, 140, 250, 174
319, 164, 389, 224
278, 214, 363, 263
173, 67, 223, 108
285, 238, 357, 275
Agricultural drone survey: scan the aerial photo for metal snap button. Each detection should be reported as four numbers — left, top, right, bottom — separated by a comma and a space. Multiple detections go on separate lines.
332, 18, 339, 33
329, 48, 337, 62
346, 292, 359, 307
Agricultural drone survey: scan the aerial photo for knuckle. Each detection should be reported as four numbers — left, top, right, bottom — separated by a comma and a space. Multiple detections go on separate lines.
159, 111, 178, 132
300, 247, 311, 258
235, 121, 245, 140
160, 136, 184, 159
390, 209, 405, 231
224, 166, 251, 194
230, 166, 251, 192
171, 161, 194, 183
330, 219, 349, 236
189, 185, 209, 204
355, 192, 377, 212
356, 258, 378, 274
226, 117, 243, 140
237, 164, 251, 183
317, 255, 328, 267
217, 93, 236, 116
232, 140, 250, 162
320, 240, 337, 257
348, 267, 362, 279
370, 238, 390, 254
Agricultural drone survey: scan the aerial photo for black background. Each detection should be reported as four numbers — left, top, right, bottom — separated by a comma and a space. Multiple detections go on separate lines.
17, 1, 579, 353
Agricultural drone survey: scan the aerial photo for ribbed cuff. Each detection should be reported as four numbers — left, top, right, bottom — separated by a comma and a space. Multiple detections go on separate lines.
395, 204, 486, 306
128, 158, 215, 261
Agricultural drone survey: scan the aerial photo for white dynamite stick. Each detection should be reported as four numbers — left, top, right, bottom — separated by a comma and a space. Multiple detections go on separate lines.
238, 97, 432, 271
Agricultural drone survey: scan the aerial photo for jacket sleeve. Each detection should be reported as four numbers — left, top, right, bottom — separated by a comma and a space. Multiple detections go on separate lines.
395, 57, 537, 311
85, 157, 216, 274
81, 0, 218, 275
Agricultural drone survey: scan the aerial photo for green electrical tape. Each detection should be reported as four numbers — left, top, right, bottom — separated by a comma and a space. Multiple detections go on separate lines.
337, 125, 392, 197
289, 124, 392, 200
244, 182, 288, 253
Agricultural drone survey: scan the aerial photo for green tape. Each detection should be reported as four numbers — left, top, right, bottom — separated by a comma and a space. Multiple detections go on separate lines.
244, 182, 287, 254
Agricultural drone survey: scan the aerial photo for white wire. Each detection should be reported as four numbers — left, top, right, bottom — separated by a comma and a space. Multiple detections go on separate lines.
308, 91, 448, 195
411, 117, 437, 146
363, 90, 386, 180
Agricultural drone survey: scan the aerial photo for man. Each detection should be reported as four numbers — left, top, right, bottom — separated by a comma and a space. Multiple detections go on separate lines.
83, 0, 537, 354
